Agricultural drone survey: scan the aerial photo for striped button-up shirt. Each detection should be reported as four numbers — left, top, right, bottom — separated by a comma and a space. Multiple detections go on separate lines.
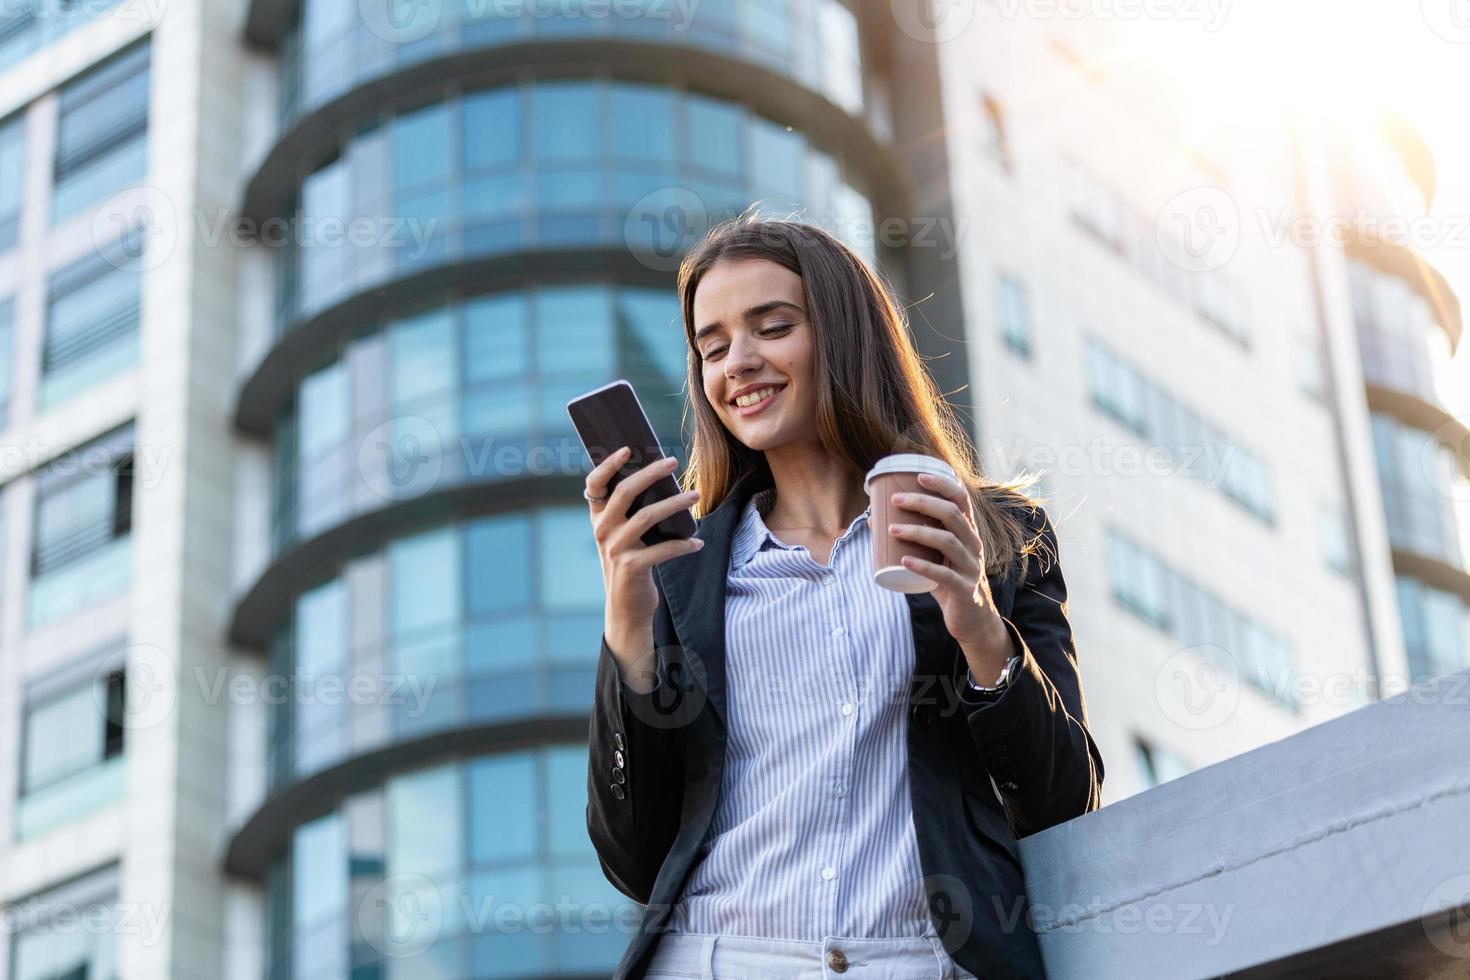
666, 486, 937, 940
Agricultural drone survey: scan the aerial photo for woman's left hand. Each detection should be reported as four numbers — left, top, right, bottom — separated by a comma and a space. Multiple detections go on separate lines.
879, 472, 1010, 662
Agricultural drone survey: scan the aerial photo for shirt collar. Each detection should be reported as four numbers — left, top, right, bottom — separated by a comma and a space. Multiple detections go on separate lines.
729, 487, 873, 571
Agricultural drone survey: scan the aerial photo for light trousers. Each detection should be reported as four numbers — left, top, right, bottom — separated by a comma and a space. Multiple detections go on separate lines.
643, 931, 984, 979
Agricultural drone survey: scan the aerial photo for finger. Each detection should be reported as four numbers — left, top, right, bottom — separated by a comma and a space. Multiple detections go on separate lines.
606, 453, 681, 522
585, 446, 633, 506
631, 534, 706, 568
888, 523, 977, 575
899, 554, 970, 593
890, 489, 980, 552
917, 473, 980, 531
614, 489, 701, 548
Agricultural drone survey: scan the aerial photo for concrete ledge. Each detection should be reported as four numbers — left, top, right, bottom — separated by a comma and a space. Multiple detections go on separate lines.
1018, 668, 1470, 978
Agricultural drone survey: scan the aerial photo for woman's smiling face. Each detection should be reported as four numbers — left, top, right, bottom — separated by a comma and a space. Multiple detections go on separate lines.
695, 257, 817, 452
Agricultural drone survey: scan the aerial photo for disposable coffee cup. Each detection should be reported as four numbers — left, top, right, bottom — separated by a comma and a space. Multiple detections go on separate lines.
864, 454, 959, 593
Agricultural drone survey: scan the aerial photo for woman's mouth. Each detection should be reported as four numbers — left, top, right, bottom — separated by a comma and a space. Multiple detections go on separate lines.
731, 384, 786, 417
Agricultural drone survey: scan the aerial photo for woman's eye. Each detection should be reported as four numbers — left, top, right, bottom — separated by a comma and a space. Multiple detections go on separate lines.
704, 324, 791, 358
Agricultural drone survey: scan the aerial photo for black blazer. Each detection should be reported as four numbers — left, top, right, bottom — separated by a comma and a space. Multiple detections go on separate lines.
586, 464, 1104, 979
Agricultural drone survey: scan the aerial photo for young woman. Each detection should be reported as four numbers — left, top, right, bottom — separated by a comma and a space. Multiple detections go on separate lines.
583, 216, 1104, 979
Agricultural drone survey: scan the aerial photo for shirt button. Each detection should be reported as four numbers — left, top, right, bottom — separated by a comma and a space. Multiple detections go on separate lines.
840, 702, 854, 716
831, 626, 846, 638
821, 866, 836, 881
827, 948, 849, 973
833, 782, 846, 797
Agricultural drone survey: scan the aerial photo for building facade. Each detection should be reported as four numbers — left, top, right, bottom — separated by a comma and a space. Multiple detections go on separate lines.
0, 2, 1461, 979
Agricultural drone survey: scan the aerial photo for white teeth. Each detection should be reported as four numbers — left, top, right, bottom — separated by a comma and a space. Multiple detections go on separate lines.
734, 386, 780, 408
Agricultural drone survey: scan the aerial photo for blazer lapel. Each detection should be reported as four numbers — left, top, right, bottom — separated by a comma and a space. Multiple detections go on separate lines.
654, 466, 774, 734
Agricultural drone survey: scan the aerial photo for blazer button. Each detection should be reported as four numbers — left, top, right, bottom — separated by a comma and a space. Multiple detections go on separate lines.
612, 766, 626, 785
613, 749, 625, 769
610, 782, 626, 800
614, 732, 625, 751
1000, 780, 1021, 793
909, 703, 934, 732
826, 948, 849, 973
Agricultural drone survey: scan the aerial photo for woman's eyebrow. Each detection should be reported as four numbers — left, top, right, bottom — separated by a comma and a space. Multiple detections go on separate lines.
695, 300, 805, 342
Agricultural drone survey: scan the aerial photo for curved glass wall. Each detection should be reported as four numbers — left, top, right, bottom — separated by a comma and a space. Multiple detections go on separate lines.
270, 281, 685, 554
1370, 412, 1464, 567
274, 78, 875, 333
265, 745, 639, 979
279, 0, 864, 126
266, 507, 604, 791
1395, 574, 1470, 681
1349, 258, 1454, 406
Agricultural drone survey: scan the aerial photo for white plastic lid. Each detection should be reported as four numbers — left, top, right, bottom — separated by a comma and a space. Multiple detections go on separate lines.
863, 453, 958, 494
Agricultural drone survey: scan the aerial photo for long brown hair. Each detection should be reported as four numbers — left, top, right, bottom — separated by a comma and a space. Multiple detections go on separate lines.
674, 212, 1052, 584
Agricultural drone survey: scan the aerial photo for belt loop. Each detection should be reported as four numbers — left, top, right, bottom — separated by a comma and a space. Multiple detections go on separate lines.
930, 937, 952, 979
701, 934, 717, 980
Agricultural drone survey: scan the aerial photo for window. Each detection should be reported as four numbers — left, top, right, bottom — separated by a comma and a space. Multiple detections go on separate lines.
1396, 575, 1470, 681
1319, 500, 1352, 575
980, 93, 1011, 172
1108, 525, 1296, 711
53, 41, 150, 222
0, 112, 21, 252
8, 866, 119, 979
29, 424, 135, 627
40, 228, 143, 407
0, 297, 13, 428
1085, 336, 1273, 522
997, 274, 1030, 356
17, 646, 128, 837
1133, 737, 1192, 789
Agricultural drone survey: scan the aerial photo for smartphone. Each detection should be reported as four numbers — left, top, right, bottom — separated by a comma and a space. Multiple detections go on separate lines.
566, 379, 698, 546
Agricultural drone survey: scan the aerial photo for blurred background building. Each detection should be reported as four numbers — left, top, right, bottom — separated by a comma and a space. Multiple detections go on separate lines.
0, 1, 1463, 979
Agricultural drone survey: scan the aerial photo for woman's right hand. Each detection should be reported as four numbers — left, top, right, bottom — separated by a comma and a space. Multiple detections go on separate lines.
586, 447, 704, 679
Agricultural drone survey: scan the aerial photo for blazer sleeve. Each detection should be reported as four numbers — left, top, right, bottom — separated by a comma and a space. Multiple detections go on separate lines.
586, 627, 687, 906
958, 502, 1105, 838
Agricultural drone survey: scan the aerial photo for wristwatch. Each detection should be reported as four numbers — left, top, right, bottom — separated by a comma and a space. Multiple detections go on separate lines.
966, 653, 1021, 694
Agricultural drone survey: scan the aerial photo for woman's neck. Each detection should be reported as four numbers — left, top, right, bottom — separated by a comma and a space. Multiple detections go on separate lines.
760, 450, 868, 535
